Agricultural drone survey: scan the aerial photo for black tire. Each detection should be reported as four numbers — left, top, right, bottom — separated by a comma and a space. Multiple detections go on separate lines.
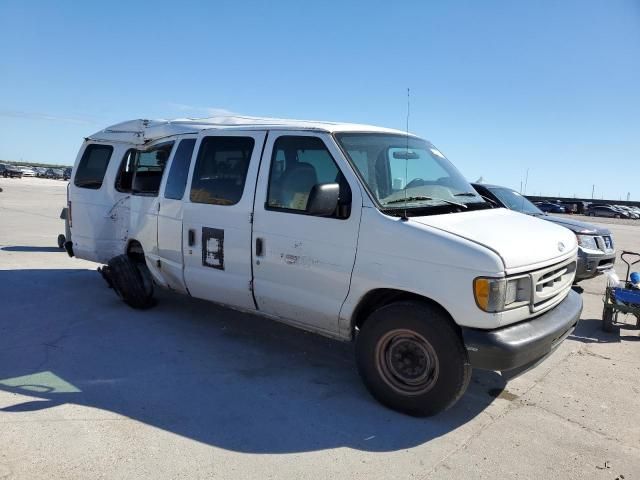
602, 306, 614, 333
355, 301, 471, 417
107, 254, 155, 309
57, 234, 66, 249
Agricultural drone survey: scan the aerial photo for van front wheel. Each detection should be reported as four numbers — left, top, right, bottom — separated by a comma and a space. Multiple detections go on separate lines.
107, 254, 155, 309
356, 301, 471, 416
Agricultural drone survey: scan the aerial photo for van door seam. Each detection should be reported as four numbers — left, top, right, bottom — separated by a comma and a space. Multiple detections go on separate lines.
249, 130, 269, 310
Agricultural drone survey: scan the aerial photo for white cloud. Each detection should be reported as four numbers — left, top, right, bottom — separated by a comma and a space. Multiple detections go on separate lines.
167, 103, 237, 117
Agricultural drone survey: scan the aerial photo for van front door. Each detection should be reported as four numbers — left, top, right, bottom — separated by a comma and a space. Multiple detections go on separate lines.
182, 130, 266, 310
251, 132, 361, 335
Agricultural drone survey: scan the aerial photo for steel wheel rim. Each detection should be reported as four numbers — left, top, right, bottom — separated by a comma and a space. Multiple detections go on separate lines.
375, 329, 439, 396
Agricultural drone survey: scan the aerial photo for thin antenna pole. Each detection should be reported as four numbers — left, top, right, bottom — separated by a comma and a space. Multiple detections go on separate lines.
403, 88, 410, 221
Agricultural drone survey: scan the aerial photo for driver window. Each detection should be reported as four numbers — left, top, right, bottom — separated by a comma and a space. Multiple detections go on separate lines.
266, 136, 351, 218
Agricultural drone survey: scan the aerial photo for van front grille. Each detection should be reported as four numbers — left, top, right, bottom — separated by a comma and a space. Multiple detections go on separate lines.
530, 258, 577, 313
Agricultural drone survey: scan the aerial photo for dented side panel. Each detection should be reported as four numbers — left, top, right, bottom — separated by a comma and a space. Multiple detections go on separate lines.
69, 142, 131, 264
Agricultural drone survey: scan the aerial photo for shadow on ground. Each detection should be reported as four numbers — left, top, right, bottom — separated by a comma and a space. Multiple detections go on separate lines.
0, 269, 505, 453
569, 316, 640, 344
1, 246, 64, 252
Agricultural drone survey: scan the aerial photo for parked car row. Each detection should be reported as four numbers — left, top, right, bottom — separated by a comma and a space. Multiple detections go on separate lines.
587, 204, 640, 219
528, 198, 640, 220
35, 167, 69, 179
0, 164, 72, 180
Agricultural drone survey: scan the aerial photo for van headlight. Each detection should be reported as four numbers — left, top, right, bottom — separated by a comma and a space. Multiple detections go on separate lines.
474, 276, 531, 312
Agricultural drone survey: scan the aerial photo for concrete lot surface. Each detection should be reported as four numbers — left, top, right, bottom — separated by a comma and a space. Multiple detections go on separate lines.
1, 177, 639, 479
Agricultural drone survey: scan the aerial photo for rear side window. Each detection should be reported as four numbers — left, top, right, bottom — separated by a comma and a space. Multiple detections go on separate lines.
164, 139, 196, 200
74, 144, 113, 189
190, 136, 255, 205
114, 142, 173, 196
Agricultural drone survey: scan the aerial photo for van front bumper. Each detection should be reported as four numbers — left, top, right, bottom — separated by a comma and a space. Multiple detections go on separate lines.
461, 289, 582, 372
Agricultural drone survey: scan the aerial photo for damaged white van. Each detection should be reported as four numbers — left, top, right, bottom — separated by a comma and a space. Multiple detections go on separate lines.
66, 116, 582, 416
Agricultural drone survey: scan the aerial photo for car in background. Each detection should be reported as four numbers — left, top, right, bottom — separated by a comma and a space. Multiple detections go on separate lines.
0, 164, 23, 178
472, 183, 616, 282
588, 205, 631, 219
44, 168, 63, 179
21, 167, 37, 177
63, 167, 72, 180
53, 168, 65, 179
615, 205, 639, 219
35, 167, 48, 177
535, 201, 566, 214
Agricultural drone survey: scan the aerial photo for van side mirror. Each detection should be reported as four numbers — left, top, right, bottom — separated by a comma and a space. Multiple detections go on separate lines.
307, 183, 339, 216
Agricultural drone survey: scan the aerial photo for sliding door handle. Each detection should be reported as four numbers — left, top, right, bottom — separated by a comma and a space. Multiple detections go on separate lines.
188, 229, 196, 247
255, 237, 264, 257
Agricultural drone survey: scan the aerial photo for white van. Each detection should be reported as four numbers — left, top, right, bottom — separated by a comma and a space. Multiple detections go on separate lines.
67, 116, 582, 416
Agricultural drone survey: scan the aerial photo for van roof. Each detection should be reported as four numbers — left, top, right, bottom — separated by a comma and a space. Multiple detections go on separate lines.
86, 115, 416, 145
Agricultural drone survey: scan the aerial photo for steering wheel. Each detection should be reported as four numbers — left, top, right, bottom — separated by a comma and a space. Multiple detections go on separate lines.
405, 178, 425, 189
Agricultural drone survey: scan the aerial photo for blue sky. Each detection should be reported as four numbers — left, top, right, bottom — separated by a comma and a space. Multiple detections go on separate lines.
1, 0, 638, 200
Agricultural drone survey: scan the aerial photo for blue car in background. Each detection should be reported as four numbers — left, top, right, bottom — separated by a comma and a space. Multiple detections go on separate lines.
534, 201, 566, 214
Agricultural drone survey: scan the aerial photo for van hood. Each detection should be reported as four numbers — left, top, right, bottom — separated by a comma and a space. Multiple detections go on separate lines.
411, 208, 577, 270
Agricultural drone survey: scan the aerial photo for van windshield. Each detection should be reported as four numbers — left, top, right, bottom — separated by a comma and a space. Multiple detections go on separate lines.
335, 133, 485, 212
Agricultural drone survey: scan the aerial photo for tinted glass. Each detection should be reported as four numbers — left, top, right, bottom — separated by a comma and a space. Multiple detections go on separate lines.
115, 149, 136, 192
267, 136, 342, 213
132, 142, 173, 195
487, 187, 542, 215
114, 142, 173, 195
190, 136, 255, 205
74, 144, 113, 189
164, 139, 196, 200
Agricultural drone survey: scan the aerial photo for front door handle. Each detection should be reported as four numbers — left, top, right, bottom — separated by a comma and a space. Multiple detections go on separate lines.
188, 229, 196, 247
255, 237, 264, 257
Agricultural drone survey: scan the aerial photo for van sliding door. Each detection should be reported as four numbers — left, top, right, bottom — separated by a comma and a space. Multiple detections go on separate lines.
181, 130, 267, 310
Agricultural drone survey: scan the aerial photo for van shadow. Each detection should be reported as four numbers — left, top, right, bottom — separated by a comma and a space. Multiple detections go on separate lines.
1, 246, 63, 252
0, 269, 505, 454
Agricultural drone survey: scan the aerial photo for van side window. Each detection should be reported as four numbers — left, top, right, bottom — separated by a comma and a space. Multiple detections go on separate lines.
164, 139, 196, 200
114, 142, 173, 196
266, 136, 351, 217
190, 136, 255, 205
74, 144, 114, 189
115, 149, 135, 192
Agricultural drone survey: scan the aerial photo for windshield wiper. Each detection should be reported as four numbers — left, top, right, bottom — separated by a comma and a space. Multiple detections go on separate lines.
385, 196, 432, 204
385, 196, 467, 209
454, 192, 478, 197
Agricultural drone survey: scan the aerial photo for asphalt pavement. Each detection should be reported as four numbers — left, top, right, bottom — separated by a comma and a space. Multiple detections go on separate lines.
1, 177, 638, 479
